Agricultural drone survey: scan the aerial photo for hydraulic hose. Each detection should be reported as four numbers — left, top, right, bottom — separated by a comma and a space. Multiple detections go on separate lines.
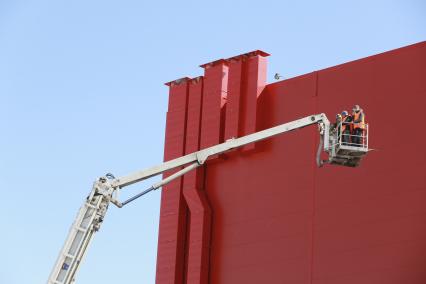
316, 133, 324, 168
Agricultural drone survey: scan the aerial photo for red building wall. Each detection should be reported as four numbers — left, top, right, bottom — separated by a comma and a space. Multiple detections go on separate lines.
157, 41, 426, 284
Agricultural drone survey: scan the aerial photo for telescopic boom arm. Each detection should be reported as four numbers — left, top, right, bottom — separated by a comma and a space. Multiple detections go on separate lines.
111, 113, 330, 206
48, 113, 331, 284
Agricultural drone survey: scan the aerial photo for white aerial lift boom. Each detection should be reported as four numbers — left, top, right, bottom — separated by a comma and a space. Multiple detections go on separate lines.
47, 113, 369, 284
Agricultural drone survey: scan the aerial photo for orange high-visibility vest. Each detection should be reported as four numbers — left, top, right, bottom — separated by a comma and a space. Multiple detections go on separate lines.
353, 112, 365, 130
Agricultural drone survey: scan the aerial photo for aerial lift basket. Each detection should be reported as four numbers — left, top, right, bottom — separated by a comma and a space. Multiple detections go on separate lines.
324, 122, 369, 167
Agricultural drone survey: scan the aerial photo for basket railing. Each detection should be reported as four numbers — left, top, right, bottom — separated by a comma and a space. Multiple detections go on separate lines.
335, 121, 369, 150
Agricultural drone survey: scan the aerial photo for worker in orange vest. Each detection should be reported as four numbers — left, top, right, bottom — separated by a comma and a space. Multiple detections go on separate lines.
341, 110, 352, 145
352, 105, 365, 146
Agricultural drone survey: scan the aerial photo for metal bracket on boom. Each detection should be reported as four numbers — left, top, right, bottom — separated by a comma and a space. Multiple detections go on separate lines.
111, 162, 201, 208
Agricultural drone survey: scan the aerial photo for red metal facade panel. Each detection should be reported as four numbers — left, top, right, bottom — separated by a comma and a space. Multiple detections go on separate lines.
200, 61, 229, 150
312, 42, 426, 284
240, 54, 268, 151
157, 79, 189, 284
157, 42, 426, 283
207, 72, 318, 283
224, 59, 243, 140
182, 77, 212, 284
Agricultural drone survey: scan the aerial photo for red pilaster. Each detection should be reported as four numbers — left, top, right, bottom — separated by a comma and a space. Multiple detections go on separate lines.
240, 51, 269, 150
199, 59, 229, 150
224, 59, 243, 140
156, 77, 190, 284
182, 77, 212, 284
222, 51, 269, 150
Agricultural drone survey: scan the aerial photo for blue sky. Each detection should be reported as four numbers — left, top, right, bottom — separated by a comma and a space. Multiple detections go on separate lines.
0, 0, 425, 283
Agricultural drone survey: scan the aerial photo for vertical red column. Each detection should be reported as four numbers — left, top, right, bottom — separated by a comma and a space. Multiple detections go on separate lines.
200, 59, 229, 149
240, 51, 269, 150
223, 51, 269, 150
224, 58, 243, 140
182, 77, 211, 284
179, 60, 229, 284
156, 77, 190, 284
157, 51, 268, 284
